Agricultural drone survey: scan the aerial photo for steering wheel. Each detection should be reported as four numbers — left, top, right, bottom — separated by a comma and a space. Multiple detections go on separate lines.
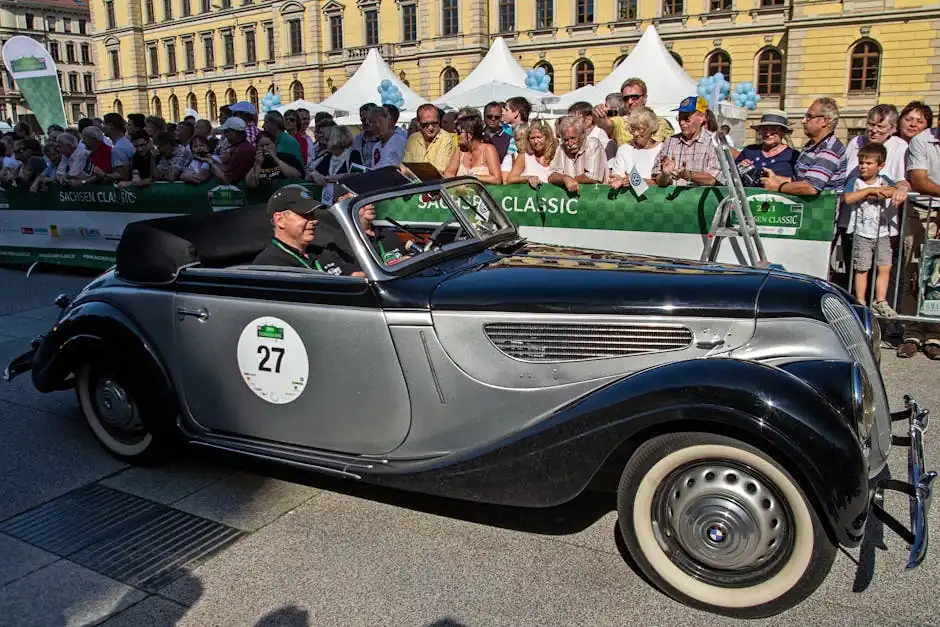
425, 217, 465, 252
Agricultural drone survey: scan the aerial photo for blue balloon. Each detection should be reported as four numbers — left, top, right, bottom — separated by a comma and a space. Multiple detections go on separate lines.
714, 72, 724, 82
380, 79, 392, 89
754, 93, 762, 103
535, 67, 546, 78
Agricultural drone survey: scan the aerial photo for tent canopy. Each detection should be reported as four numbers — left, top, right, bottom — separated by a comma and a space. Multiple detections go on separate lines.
551, 84, 603, 111
436, 80, 552, 110
441, 37, 535, 99
274, 99, 340, 118
321, 48, 428, 114
594, 25, 696, 111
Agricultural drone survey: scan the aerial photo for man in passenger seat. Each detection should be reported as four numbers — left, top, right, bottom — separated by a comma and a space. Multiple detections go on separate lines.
318, 193, 414, 276
252, 185, 327, 270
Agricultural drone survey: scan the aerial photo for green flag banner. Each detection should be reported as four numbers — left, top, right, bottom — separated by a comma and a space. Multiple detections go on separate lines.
0, 180, 837, 277
2, 36, 68, 130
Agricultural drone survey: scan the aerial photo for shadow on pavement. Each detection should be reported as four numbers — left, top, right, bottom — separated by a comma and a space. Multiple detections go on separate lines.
199, 447, 617, 537
254, 604, 311, 626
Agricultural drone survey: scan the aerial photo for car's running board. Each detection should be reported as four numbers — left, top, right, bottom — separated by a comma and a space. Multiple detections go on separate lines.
192, 431, 389, 477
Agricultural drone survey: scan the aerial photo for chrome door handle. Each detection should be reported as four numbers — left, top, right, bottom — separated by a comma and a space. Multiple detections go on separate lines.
177, 307, 209, 322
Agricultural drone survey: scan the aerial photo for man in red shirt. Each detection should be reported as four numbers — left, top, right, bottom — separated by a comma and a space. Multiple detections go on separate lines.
80, 126, 113, 184
209, 117, 255, 184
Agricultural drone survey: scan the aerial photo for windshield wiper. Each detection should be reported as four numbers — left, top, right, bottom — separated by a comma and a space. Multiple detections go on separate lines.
492, 236, 527, 252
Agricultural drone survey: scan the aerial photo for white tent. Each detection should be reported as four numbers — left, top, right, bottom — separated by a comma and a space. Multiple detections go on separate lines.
436, 80, 553, 110
440, 37, 533, 99
594, 25, 696, 111
321, 48, 428, 114
551, 84, 603, 111
274, 99, 341, 118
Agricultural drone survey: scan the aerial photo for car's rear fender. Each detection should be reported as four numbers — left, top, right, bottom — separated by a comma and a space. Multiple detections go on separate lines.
32, 300, 175, 412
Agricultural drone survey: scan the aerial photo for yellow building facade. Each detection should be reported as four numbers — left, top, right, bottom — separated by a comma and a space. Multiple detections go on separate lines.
91, 0, 940, 137
1, 0, 97, 127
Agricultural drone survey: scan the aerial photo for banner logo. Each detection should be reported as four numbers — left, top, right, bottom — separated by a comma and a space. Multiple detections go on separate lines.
9, 55, 46, 73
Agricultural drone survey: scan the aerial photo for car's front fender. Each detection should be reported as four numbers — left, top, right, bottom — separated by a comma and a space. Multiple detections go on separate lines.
376, 358, 868, 547
32, 300, 174, 406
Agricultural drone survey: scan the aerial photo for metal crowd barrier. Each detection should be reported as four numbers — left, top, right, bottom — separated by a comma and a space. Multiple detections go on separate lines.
841, 193, 940, 325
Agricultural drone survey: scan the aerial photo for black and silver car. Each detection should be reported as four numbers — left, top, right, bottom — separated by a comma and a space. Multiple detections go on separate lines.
4, 176, 933, 618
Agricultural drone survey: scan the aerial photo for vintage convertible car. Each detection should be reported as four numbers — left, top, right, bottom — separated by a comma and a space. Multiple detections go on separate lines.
4, 174, 934, 618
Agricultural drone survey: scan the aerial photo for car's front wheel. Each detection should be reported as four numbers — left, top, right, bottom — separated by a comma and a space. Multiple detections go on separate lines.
617, 432, 836, 618
76, 362, 172, 465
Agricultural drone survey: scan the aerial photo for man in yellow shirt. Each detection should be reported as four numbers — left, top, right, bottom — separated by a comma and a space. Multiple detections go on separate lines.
403, 104, 456, 174
593, 77, 674, 146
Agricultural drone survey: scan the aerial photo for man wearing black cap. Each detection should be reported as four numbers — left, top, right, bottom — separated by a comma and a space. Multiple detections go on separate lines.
252, 185, 327, 269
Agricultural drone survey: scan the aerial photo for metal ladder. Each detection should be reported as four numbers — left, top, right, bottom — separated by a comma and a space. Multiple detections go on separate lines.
700, 132, 770, 268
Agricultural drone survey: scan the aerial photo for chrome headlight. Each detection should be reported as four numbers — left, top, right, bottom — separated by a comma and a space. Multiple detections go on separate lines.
851, 361, 876, 443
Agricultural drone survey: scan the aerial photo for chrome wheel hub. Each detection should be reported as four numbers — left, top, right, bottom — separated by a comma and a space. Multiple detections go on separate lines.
93, 377, 144, 441
654, 462, 792, 581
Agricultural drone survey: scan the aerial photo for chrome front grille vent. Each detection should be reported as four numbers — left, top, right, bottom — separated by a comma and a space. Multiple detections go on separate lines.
483, 321, 694, 362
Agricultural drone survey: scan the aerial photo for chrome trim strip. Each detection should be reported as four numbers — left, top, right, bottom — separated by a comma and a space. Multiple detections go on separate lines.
190, 441, 363, 480
420, 330, 446, 405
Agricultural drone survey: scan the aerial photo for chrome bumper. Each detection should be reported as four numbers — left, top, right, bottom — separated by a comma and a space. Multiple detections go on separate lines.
872, 396, 936, 569
2, 336, 41, 383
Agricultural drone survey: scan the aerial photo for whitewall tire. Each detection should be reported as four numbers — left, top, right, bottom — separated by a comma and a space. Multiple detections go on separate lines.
617, 432, 836, 618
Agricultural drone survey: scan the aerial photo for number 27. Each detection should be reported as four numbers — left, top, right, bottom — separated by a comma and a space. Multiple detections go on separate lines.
257, 345, 285, 373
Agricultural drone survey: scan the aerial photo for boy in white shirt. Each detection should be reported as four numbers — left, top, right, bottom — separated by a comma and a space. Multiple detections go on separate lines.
843, 142, 899, 317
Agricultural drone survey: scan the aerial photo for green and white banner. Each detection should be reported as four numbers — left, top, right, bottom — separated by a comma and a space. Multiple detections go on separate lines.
2, 35, 68, 130
0, 180, 838, 278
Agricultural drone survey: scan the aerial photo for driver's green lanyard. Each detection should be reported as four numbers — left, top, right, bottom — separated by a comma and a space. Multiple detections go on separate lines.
375, 235, 399, 263
272, 239, 323, 271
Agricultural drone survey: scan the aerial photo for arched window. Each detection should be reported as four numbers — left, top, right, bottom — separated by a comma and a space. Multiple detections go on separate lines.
706, 50, 731, 81
186, 92, 197, 112
535, 61, 554, 93
670, 51, 683, 67
613, 55, 627, 70
849, 39, 880, 93
226, 88, 237, 105
290, 80, 304, 101
247, 86, 259, 111
207, 91, 218, 121
113, 99, 123, 116
441, 67, 459, 94
169, 94, 179, 122
152, 96, 162, 117
756, 48, 783, 96
573, 59, 594, 89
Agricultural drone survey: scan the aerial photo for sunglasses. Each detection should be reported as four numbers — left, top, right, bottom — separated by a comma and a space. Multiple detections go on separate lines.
486, 114, 501, 120
624, 94, 643, 101
420, 120, 440, 128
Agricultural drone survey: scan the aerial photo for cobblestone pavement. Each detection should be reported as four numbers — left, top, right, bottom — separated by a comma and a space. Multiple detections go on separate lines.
0, 267, 938, 626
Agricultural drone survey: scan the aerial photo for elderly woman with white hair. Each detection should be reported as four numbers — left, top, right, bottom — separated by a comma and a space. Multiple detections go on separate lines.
54, 131, 90, 186
547, 114, 607, 193
607, 106, 664, 187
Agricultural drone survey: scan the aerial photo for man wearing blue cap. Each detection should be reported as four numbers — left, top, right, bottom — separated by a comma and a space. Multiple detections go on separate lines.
651, 96, 723, 188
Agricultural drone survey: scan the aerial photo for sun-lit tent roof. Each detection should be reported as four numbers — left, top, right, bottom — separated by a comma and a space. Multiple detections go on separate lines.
594, 25, 697, 111
320, 48, 428, 114
435, 80, 553, 110
550, 84, 603, 111
274, 99, 341, 120
441, 37, 535, 99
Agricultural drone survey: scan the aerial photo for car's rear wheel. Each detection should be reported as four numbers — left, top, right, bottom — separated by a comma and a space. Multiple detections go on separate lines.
617, 432, 836, 618
76, 362, 173, 465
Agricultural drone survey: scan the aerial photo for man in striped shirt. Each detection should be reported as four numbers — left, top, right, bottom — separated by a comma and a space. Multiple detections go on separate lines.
761, 98, 846, 195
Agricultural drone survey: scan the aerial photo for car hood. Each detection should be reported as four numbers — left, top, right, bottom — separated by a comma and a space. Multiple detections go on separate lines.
429, 243, 770, 318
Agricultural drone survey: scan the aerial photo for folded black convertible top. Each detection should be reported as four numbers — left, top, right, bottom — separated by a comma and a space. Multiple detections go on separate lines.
116, 205, 272, 284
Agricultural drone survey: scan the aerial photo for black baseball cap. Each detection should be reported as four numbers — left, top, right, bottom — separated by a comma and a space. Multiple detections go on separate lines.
266, 185, 325, 218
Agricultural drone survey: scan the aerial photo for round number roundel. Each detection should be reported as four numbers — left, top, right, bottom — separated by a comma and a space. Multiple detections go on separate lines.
236, 316, 309, 404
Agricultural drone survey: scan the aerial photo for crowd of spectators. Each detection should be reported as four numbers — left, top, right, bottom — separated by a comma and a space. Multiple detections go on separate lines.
4, 80, 940, 357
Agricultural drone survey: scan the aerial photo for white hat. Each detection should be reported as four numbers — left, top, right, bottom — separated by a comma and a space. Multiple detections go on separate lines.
220, 117, 247, 132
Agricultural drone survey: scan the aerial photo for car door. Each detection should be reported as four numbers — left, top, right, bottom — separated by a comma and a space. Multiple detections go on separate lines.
171, 267, 411, 456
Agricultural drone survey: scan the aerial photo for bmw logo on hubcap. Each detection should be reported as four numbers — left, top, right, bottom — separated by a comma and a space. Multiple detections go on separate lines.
707, 525, 727, 543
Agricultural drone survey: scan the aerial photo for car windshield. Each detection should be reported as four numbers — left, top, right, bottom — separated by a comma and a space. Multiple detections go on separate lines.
349, 179, 515, 272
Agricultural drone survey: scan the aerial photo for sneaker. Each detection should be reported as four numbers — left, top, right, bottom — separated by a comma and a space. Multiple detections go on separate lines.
872, 300, 898, 317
